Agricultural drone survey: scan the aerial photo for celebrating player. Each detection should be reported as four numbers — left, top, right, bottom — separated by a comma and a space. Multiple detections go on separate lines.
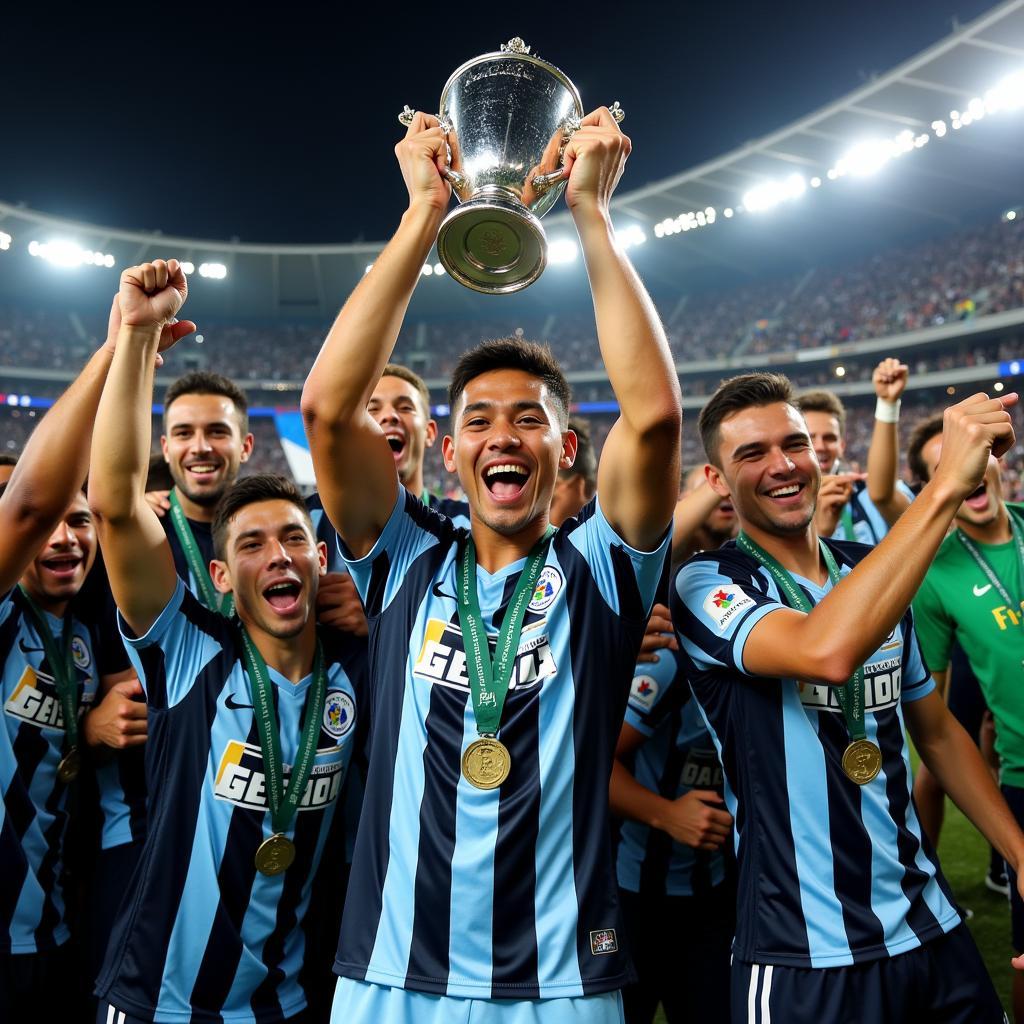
302, 107, 680, 1022
89, 259, 366, 1024
672, 371, 1023, 1022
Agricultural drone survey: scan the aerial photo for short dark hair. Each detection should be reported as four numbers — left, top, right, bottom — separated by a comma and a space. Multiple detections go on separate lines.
381, 364, 432, 418
0, 454, 18, 467
164, 371, 250, 434
212, 474, 312, 560
907, 412, 945, 483
560, 417, 597, 496
448, 338, 572, 429
795, 389, 847, 435
698, 372, 795, 465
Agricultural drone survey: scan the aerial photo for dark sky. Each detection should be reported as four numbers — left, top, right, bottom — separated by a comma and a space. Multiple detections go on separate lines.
0, 1, 997, 244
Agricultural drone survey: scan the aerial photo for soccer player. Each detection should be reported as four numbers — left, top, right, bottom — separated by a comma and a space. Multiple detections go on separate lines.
672, 371, 1023, 1022
90, 259, 366, 1024
795, 357, 913, 543
908, 412, 1024, 1020
302, 108, 680, 1021
0, 297, 183, 1020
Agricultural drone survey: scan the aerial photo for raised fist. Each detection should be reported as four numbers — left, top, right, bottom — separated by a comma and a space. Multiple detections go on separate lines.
563, 107, 631, 216
873, 358, 909, 402
117, 259, 196, 351
395, 111, 452, 216
932, 392, 1018, 500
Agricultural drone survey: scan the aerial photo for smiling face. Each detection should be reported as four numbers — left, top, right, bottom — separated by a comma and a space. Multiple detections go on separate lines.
20, 492, 96, 613
919, 432, 1005, 529
801, 409, 845, 474
162, 393, 254, 509
441, 368, 575, 538
368, 374, 436, 489
211, 499, 326, 641
708, 402, 821, 539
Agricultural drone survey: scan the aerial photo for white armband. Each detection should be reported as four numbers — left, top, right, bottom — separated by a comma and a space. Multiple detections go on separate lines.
874, 397, 901, 423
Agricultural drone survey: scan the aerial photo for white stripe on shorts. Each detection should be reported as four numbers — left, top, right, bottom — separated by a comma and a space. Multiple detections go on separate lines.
760, 965, 773, 1023
106, 1006, 114, 1024
747, 964, 759, 1022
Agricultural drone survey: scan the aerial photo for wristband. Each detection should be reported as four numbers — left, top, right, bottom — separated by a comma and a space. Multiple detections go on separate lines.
874, 397, 901, 423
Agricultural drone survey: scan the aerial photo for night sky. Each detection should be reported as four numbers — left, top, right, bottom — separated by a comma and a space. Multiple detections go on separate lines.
0, 1, 997, 244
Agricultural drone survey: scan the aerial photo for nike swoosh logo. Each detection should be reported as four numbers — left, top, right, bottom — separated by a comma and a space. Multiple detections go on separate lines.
18, 638, 45, 655
225, 693, 254, 711
973, 583, 993, 597
432, 582, 457, 601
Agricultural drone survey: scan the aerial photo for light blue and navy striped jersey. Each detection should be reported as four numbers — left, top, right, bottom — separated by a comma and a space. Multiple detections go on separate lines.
95, 579, 366, 1023
671, 539, 960, 969
831, 479, 915, 545
617, 647, 728, 897
334, 490, 669, 999
0, 587, 101, 953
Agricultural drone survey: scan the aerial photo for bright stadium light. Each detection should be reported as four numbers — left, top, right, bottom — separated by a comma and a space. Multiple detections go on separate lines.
1006, 210, 1018, 222
548, 238, 579, 264
433, 262, 445, 275
743, 174, 805, 213
834, 139, 893, 177
994, 381, 1005, 392
932, 119, 947, 138
984, 71, 1024, 113
421, 263, 434, 276
28, 239, 114, 269
835, 365, 846, 378
723, 208, 734, 218
181, 261, 195, 274
618, 224, 647, 250
0, 232, 10, 251
198, 262, 227, 279
810, 177, 822, 188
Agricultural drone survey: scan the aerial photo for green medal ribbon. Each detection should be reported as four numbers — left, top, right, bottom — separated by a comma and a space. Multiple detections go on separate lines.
736, 532, 867, 743
456, 529, 554, 739
168, 490, 234, 617
240, 630, 327, 837
956, 507, 1024, 609
838, 504, 856, 543
18, 586, 79, 753
421, 489, 432, 508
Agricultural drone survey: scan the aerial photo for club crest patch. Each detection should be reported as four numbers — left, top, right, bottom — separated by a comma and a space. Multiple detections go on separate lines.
590, 928, 618, 955
528, 566, 563, 612
629, 675, 659, 711
71, 635, 91, 671
702, 586, 755, 633
323, 690, 355, 739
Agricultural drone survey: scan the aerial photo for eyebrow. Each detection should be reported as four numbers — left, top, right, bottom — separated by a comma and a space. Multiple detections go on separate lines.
170, 420, 234, 431
461, 399, 548, 419
731, 432, 808, 461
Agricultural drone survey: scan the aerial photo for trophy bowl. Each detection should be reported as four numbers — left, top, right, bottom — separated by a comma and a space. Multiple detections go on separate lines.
399, 38, 623, 294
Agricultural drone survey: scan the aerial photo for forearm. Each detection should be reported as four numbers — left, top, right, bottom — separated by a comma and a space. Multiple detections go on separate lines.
609, 757, 672, 828
866, 418, 909, 526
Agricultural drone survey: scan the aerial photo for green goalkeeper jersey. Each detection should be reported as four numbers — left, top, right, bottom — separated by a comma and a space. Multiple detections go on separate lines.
913, 502, 1024, 783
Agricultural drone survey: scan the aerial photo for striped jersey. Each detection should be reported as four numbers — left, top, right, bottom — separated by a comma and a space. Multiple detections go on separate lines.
617, 647, 729, 897
671, 539, 960, 968
831, 479, 915, 545
335, 490, 669, 998
95, 579, 366, 1023
0, 587, 101, 953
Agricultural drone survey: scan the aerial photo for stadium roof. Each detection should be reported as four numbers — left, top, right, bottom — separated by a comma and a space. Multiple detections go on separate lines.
1, 0, 1023, 321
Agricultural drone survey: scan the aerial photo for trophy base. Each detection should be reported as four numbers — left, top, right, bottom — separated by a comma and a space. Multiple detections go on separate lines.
437, 198, 546, 294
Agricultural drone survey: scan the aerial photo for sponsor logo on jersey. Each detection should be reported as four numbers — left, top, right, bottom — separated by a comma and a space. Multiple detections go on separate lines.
628, 674, 659, 711
4, 666, 67, 731
680, 748, 724, 791
702, 587, 756, 632
528, 567, 563, 612
413, 618, 555, 693
214, 739, 344, 812
323, 690, 355, 739
590, 928, 618, 955
973, 583, 993, 598
799, 658, 902, 714
71, 635, 91, 671
992, 602, 1023, 631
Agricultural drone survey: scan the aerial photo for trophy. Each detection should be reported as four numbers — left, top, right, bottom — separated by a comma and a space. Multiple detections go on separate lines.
398, 38, 624, 294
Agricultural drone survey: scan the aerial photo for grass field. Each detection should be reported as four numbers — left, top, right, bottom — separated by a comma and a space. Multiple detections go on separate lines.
652, 793, 1015, 1022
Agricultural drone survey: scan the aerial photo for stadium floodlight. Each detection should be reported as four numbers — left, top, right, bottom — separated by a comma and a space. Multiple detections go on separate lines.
433, 263, 445, 275
28, 239, 114, 269
984, 71, 1024, 113
742, 173, 805, 213
618, 224, 647, 250
0, 232, 10, 251
833, 139, 895, 178
994, 381, 1005, 392
834, 365, 846, 378
931, 119, 947, 138
547, 238, 579, 264
723, 208, 734, 218
421, 263, 434, 276
810, 177, 822, 189
181, 261, 195, 275
1006, 210, 1018, 222
198, 262, 227, 279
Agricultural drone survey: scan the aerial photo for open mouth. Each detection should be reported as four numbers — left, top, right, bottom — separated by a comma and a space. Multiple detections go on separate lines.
385, 434, 406, 459
964, 482, 989, 512
262, 579, 302, 614
483, 462, 530, 503
763, 482, 805, 505
40, 555, 81, 581
185, 462, 220, 480
718, 502, 735, 515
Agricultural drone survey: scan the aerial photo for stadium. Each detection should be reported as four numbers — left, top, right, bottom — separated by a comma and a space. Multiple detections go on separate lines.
1, 1, 1023, 1021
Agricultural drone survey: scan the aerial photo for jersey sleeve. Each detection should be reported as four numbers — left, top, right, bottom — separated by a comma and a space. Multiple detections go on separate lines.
340, 487, 449, 617
672, 556, 784, 675
899, 607, 934, 703
625, 653, 682, 737
118, 577, 226, 710
307, 491, 347, 575
563, 497, 671, 622
910, 571, 955, 677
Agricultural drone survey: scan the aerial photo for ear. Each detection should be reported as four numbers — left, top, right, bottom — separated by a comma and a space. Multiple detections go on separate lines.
160, 435, 170, 462
316, 540, 328, 576
705, 463, 732, 500
240, 433, 255, 464
442, 434, 457, 473
560, 428, 578, 469
210, 558, 232, 595
424, 419, 439, 449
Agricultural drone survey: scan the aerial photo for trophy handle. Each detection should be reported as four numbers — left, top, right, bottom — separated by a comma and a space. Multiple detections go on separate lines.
397, 107, 470, 196
530, 103, 625, 195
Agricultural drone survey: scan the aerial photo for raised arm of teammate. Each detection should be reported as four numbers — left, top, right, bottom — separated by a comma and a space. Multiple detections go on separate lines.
301, 113, 450, 558
564, 108, 682, 551
89, 260, 194, 636
739, 391, 1017, 685
866, 357, 912, 525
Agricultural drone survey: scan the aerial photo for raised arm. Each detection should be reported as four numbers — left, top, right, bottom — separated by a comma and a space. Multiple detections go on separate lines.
89, 261, 194, 636
301, 114, 450, 558
866, 357, 912, 525
564, 109, 682, 551
742, 391, 1017, 686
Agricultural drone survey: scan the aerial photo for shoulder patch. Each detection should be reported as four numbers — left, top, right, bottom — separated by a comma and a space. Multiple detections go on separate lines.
323, 690, 356, 739
702, 586, 756, 633
528, 566, 563, 612
71, 635, 91, 671
629, 674, 659, 711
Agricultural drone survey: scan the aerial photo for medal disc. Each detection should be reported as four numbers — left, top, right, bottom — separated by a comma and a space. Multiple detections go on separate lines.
255, 833, 296, 876
842, 739, 882, 785
57, 747, 80, 784
462, 737, 511, 790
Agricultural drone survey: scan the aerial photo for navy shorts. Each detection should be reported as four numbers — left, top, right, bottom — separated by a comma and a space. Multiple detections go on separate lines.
731, 925, 1005, 1024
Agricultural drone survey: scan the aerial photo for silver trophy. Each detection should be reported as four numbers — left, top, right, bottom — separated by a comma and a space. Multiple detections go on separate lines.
398, 38, 624, 294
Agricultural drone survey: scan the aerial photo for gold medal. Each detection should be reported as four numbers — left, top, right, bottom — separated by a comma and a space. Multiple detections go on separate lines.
57, 747, 80, 784
842, 739, 882, 785
255, 833, 296, 876
462, 737, 511, 790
